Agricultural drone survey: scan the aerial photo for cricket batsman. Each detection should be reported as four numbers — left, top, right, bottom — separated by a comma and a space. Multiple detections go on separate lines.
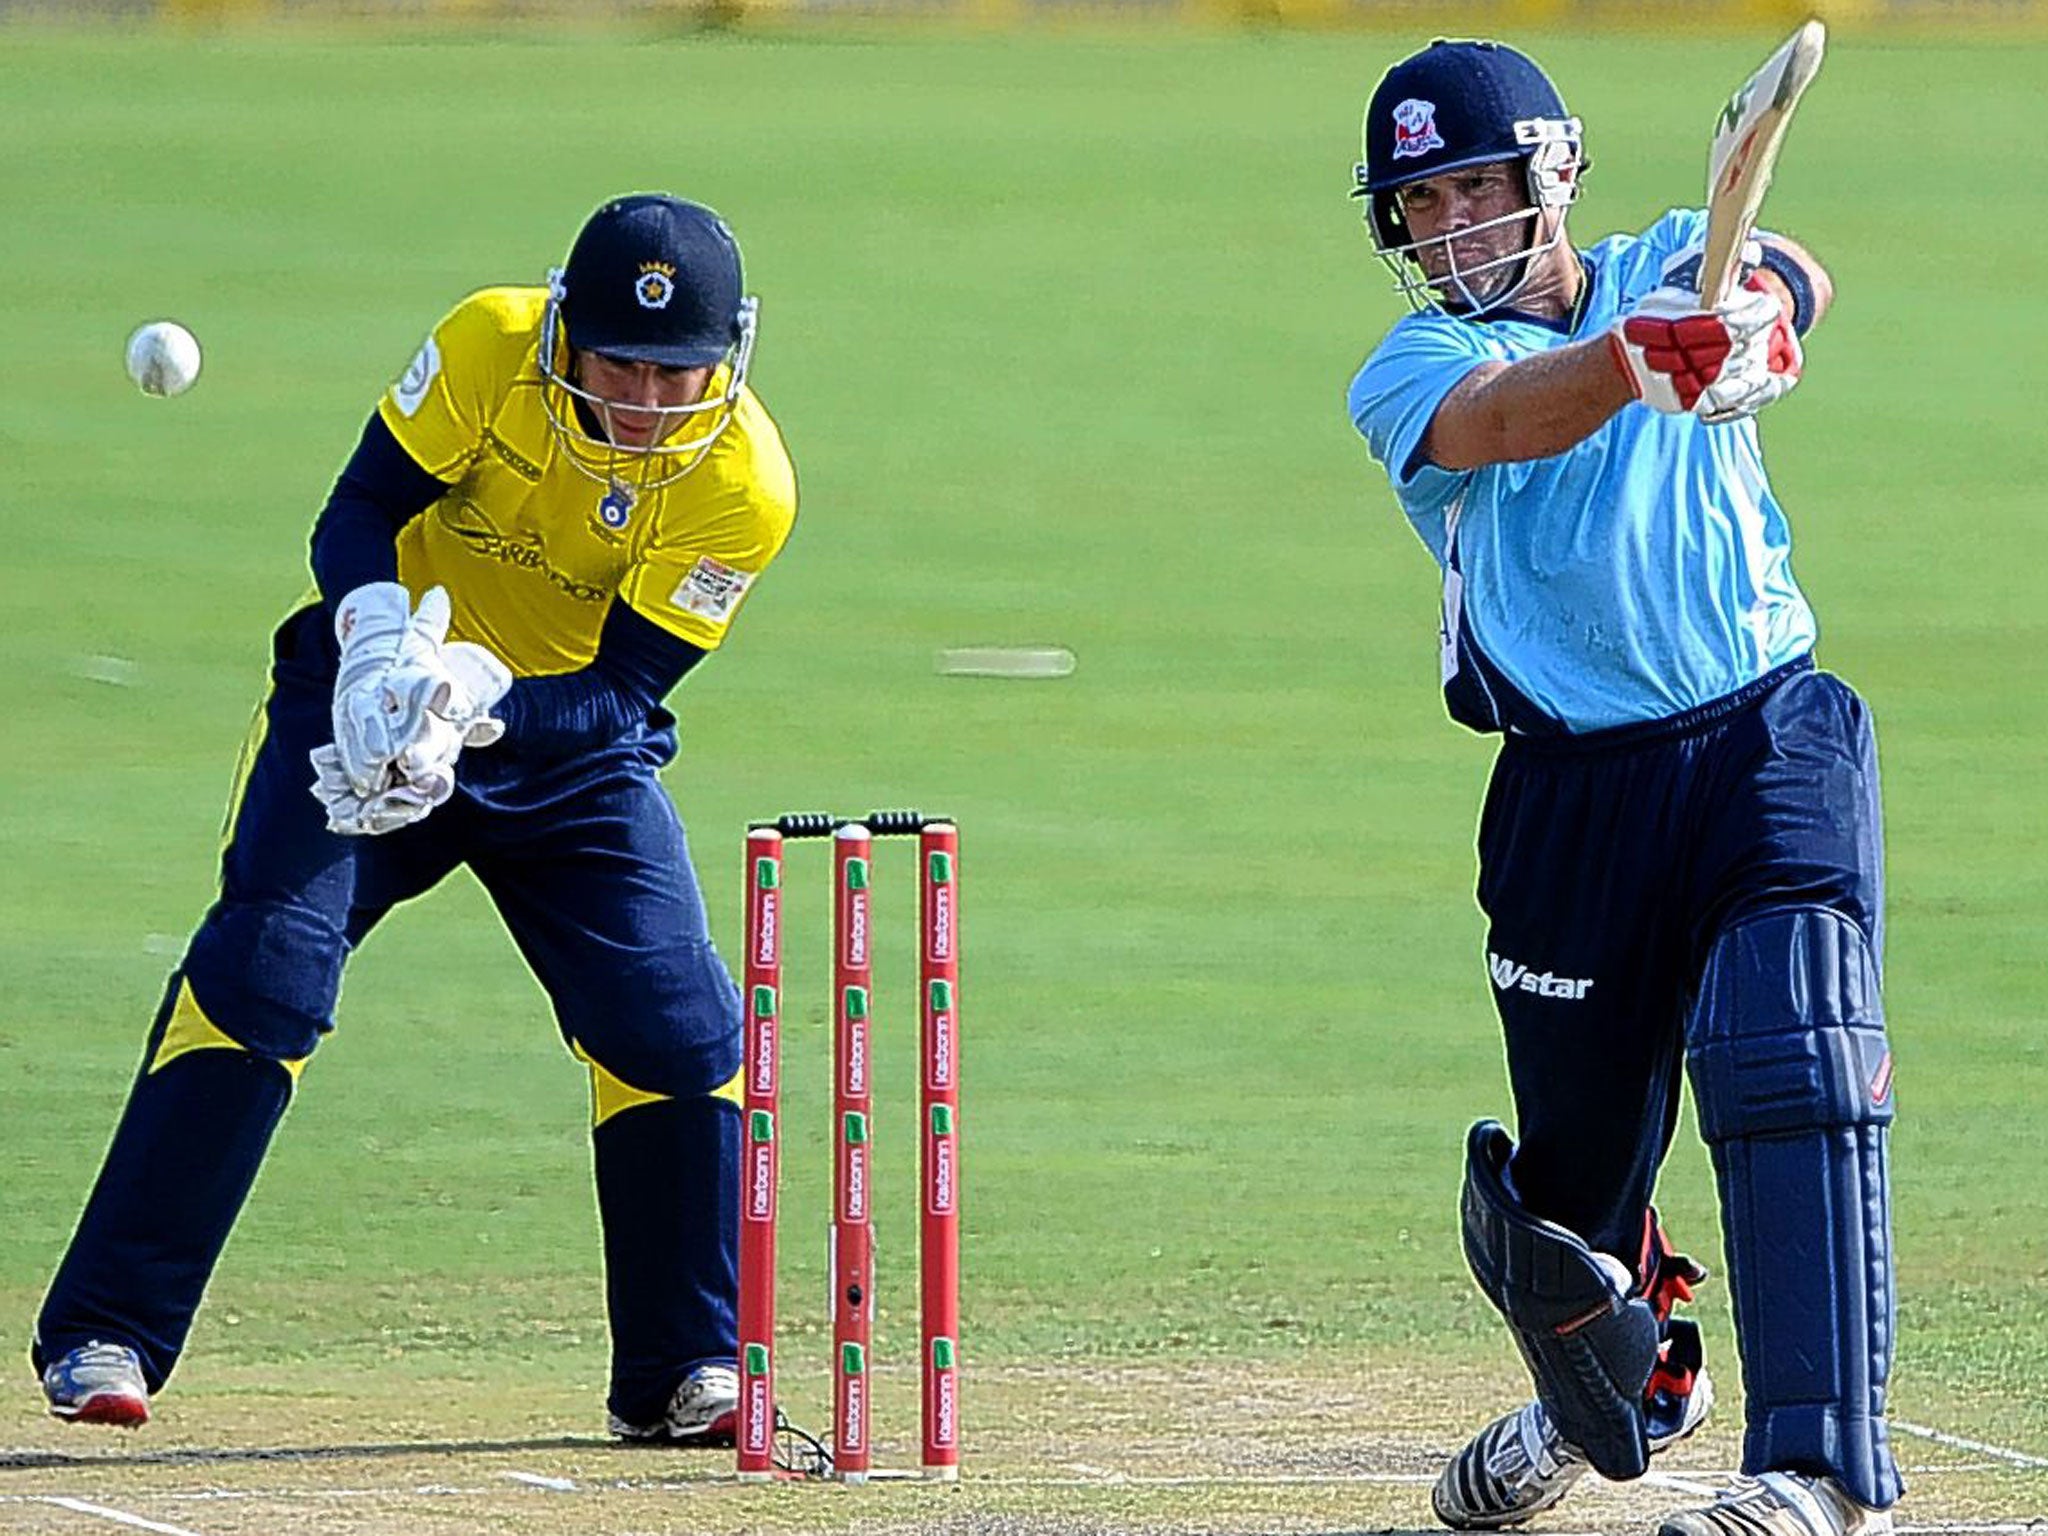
1345, 40, 1900, 1536
33, 193, 795, 1446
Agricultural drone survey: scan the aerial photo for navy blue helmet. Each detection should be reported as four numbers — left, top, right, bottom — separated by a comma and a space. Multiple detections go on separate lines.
539, 193, 760, 488
1353, 40, 1586, 312
558, 194, 746, 366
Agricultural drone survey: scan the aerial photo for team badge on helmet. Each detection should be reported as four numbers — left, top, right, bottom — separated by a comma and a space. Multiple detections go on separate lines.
635, 262, 677, 310
1353, 40, 1586, 316
1391, 98, 1445, 160
539, 193, 760, 493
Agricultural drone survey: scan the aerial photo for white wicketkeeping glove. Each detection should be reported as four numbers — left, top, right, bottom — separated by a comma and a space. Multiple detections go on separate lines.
309, 743, 450, 837
330, 583, 455, 795
389, 641, 513, 787
1609, 241, 1802, 426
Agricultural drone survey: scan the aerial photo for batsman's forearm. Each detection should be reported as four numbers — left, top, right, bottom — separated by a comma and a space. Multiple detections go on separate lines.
1426, 340, 1634, 470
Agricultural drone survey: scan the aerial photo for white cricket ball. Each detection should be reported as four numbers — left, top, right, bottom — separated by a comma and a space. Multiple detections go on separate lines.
124, 320, 203, 397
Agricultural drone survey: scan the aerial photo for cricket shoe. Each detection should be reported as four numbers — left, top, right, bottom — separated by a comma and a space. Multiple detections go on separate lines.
1432, 1366, 1716, 1531
42, 1341, 150, 1427
1659, 1472, 1893, 1536
609, 1362, 738, 1447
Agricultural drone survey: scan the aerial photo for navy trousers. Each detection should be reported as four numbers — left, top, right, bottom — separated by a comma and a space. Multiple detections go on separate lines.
1474, 658, 1885, 1257
38, 604, 741, 1423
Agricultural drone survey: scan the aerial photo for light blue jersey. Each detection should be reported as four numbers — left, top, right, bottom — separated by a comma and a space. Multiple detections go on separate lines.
1348, 208, 1816, 734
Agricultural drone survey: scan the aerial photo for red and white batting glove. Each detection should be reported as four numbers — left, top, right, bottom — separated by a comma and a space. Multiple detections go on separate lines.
1609, 275, 1802, 426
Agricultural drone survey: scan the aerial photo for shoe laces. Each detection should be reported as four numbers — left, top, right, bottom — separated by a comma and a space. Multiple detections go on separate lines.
63, 1342, 138, 1375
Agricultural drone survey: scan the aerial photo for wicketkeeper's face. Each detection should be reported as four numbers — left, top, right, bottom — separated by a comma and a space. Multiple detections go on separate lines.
573, 351, 716, 450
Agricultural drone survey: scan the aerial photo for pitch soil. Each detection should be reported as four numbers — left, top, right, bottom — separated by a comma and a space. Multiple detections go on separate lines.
2, 1359, 2040, 1535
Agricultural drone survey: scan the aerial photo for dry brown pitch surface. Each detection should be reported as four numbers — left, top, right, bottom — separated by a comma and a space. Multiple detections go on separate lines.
3, 1360, 2042, 1535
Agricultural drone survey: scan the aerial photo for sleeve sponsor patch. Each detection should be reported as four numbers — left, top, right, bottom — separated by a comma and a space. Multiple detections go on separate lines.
671, 556, 754, 622
392, 335, 441, 418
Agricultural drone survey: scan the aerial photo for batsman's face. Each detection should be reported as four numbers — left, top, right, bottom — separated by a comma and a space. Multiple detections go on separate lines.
575, 351, 716, 449
1395, 162, 1537, 302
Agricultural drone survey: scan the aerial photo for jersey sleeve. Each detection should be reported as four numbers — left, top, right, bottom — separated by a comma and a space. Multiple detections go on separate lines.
375, 289, 527, 479
618, 409, 798, 650
1591, 209, 1714, 306
1348, 318, 1498, 489
1347, 318, 1499, 564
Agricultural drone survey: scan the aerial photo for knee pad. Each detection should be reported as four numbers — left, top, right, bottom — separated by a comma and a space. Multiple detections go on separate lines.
1460, 1119, 1660, 1481
559, 945, 741, 1102
177, 898, 348, 1064
1687, 906, 1900, 1509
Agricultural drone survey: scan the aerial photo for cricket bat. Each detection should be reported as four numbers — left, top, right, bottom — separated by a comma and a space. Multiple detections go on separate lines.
1699, 20, 1828, 305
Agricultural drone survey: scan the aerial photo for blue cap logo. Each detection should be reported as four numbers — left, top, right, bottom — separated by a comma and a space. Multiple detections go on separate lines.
1392, 98, 1445, 160
634, 262, 676, 310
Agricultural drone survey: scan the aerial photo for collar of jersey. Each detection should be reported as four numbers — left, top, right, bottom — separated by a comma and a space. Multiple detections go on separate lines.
1464, 254, 1597, 337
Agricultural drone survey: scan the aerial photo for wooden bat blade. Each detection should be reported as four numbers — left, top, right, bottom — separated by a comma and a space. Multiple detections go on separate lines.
1699, 19, 1827, 304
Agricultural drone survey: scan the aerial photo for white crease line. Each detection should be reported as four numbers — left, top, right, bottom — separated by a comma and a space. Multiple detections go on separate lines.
1641, 1469, 1724, 1498
4, 1457, 2042, 1513
974, 1471, 1438, 1486
36, 1496, 210, 1536
502, 1471, 577, 1491
1895, 1420, 2048, 1472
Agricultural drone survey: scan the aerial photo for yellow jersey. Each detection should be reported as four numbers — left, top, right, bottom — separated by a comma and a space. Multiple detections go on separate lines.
378, 286, 796, 677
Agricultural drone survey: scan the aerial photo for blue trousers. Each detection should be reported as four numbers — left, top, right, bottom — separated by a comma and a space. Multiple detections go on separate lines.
37, 604, 741, 1425
1475, 658, 1884, 1255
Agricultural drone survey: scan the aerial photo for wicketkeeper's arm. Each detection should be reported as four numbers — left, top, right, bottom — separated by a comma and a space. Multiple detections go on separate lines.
309, 412, 452, 608
492, 601, 707, 759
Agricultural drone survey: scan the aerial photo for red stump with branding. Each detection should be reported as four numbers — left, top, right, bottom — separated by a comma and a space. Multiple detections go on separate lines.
736, 827, 784, 1481
919, 821, 961, 1479
831, 824, 875, 1483
734, 812, 961, 1484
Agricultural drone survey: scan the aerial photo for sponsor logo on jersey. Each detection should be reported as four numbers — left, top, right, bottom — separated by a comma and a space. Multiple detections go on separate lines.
671, 556, 753, 622
481, 426, 543, 483
393, 335, 441, 417
1392, 98, 1445, 160
440, 499, 608, 603
1487, 952, 1596, 1000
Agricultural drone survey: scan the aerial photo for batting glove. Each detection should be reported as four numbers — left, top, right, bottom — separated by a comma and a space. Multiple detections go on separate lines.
1609, 275, 1802, 425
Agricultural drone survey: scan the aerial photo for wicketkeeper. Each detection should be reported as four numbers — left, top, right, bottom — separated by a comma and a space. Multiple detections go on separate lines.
33, 193, 795, 1446
1346, 40, 1900, 1536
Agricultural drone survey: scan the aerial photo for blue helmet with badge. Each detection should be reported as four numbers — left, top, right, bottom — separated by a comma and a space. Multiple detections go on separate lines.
1353, 40, 1586, 314
539, 193, 760, 489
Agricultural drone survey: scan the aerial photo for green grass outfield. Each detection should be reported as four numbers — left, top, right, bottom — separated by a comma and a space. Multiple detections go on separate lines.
1, 22, 2043, 1533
